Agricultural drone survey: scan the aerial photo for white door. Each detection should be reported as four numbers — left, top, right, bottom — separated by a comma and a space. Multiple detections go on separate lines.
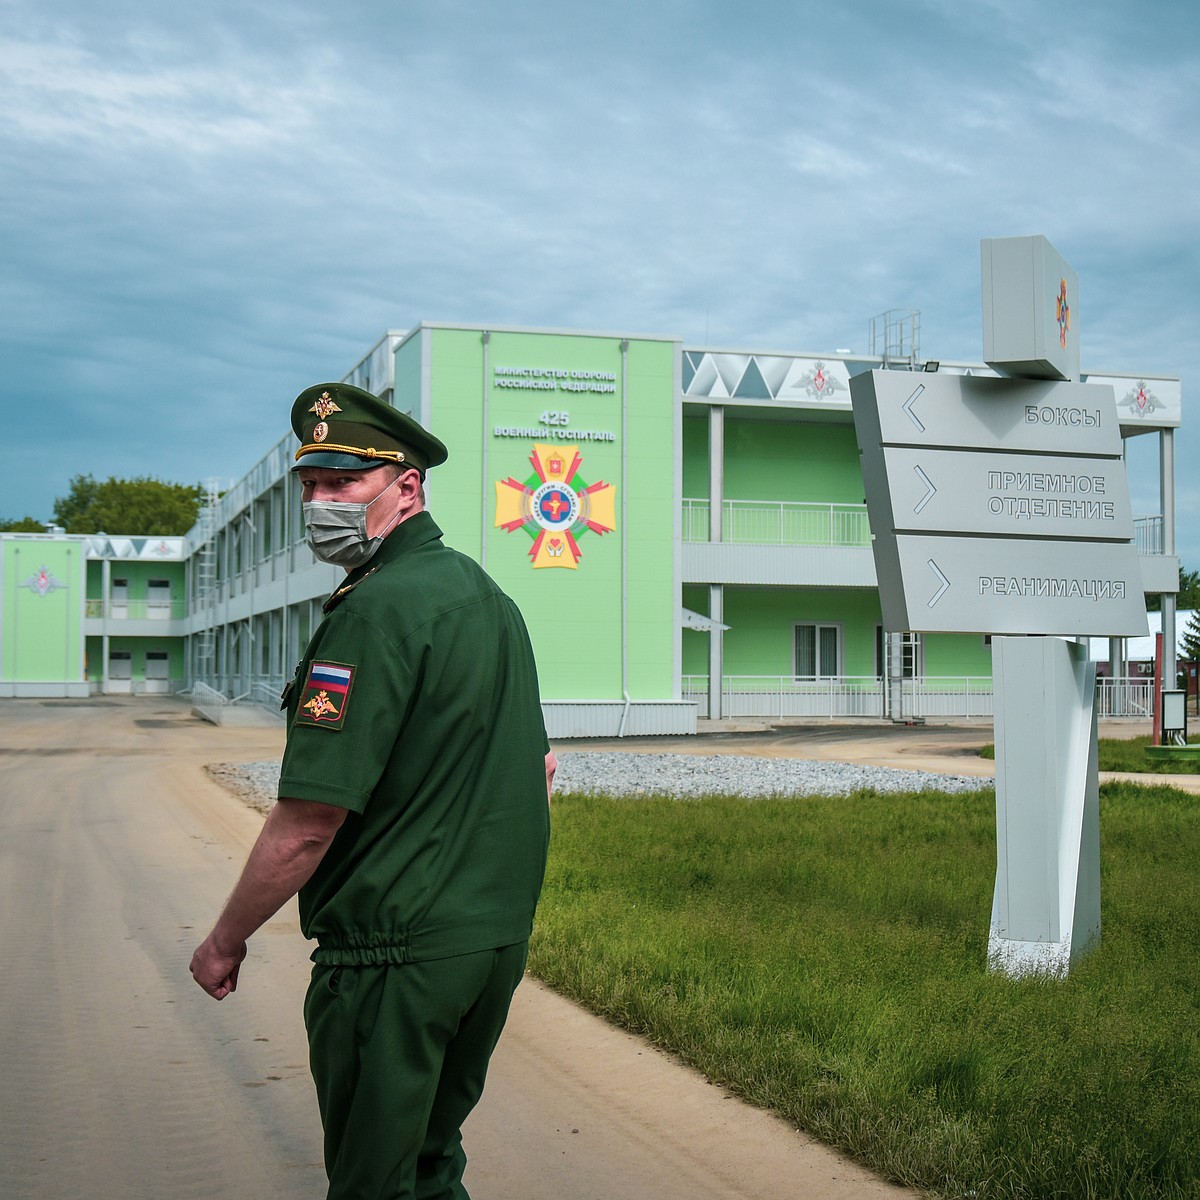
107, 650, 132, 694
147, 579, 171, 619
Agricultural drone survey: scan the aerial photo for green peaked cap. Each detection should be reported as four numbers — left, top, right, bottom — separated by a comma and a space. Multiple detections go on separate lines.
290, 382, 448, 474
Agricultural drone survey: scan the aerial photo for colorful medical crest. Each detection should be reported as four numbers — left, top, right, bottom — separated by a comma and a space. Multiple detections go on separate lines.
494, 443, 616, 569
1056, 277, 1071, 350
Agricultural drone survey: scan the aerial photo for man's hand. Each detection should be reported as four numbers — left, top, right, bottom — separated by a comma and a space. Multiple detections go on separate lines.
190, 932, 248, 1001
188, 796, 346, 1002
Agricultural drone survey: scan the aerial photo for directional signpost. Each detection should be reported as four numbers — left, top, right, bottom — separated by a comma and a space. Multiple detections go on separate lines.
852, 370, 1146, 638
851, 235, 1150, 977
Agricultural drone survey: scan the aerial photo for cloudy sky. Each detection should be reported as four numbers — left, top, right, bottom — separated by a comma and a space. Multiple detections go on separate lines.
3, 0, 1196, 563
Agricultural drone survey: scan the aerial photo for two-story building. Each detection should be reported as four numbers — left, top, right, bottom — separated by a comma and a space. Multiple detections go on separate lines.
2, 320, 1181, 729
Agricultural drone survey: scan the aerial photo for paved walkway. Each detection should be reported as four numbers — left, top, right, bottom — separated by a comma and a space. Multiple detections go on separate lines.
1, 696, 919, 1200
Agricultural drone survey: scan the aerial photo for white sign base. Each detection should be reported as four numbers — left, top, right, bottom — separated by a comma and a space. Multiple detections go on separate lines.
988, 635, 1101, 977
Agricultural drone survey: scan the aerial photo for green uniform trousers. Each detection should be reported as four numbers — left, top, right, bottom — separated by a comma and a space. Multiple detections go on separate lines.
304, 942, 529, 1200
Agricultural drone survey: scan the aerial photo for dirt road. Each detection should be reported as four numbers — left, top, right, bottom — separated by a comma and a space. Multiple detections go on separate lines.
0, 697, 927, 1199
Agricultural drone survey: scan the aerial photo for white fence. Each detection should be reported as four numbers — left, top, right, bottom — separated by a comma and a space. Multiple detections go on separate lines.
1095, 677, 1153, 718
685, 675, 1154, 721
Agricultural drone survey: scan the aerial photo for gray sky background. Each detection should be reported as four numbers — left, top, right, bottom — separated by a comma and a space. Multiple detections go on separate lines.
3, 0, 1196, 565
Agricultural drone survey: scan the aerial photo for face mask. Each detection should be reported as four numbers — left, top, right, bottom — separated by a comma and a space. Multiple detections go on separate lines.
303, 474, 403, 569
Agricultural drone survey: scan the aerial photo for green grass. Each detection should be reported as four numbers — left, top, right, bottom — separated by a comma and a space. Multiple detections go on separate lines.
530, 782, 1200, 1199
979, 736, 1200, 773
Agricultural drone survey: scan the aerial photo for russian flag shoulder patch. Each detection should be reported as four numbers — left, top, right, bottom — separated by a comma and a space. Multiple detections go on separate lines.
295, 660, 355, 730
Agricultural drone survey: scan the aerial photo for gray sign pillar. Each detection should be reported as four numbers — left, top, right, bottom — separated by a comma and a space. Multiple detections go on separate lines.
989, 635, 1101, 974
852, 235, 1149, 977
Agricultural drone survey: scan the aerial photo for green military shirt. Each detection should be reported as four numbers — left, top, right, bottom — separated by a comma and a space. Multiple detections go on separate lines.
278, 511, 551, 966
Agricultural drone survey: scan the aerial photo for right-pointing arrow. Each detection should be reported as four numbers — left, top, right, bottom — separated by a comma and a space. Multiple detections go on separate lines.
927, 559, 950, 607
913, 464, 937, 514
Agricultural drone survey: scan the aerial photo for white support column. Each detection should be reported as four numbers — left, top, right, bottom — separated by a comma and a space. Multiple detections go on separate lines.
708, 404, 724, 543
887, 631, 906, 722
708, 583, 724, 721
1161, 428, 1178, 687
707, 404, 725, 720
989, 635, 1101, 977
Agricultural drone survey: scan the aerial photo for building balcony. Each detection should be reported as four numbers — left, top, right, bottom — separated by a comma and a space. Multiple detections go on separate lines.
682, 498, 870, 547
84, 597, 187, 638
681, 501, 1178, 594
681, 498, 875, 587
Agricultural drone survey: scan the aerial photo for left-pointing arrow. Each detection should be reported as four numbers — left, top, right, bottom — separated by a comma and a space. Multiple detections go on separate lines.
902, 384, 926, 432
927, 559, 950, 608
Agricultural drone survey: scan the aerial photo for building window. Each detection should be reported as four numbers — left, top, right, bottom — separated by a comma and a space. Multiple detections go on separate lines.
109, 650, 132, 679
795, 623, 841, 679
145, 652, 169, 680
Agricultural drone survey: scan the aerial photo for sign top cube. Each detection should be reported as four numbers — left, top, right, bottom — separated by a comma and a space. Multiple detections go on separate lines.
982, 235, 1080, 382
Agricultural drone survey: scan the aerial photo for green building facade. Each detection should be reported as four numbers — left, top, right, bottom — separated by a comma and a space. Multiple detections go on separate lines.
1, 322, 1181, 727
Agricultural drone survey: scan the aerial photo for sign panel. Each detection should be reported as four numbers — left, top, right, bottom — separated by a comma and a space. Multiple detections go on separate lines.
864, 446, 1134, 541
872, 535, 1147, 636
852, 371, 1122, 456
851, 369, 1148, 637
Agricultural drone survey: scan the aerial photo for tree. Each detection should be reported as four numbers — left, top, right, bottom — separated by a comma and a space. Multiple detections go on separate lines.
52, 475, 204, 536
0, 515, 47, 532
1180, 609, 1200, 665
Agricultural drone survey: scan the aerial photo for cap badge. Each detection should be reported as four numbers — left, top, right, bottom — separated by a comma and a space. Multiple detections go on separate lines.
310, 392, 343, 420
313, 421, 330, 443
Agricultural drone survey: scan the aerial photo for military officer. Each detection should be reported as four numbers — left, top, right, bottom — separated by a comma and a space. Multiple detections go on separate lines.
191, 382, 554, 1200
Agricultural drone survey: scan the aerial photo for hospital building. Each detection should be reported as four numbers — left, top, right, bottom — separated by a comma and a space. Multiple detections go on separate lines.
1, 313, 1182, 733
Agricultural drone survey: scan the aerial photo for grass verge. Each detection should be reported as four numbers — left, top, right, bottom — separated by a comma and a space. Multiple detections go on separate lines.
980, 736, 1200, 773
529, 781, 1200, 1199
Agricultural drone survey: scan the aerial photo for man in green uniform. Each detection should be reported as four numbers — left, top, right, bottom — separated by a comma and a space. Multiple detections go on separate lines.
191, 382, 554, 1200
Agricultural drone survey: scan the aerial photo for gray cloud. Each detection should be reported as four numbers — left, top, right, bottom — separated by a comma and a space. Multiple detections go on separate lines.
2, 0, 1195, 567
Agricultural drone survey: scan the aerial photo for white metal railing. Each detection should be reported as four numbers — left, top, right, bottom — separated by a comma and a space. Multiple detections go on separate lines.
250, 678, 286, 709
190, 681, 230, 724
192, 674, 285, 708
1134, 515, 1164, 555
684, 675, 887, 719
682, 499, 870, 547
685, 674, 1152, 721
85, 598, 186, 620
1095, 677, 1153, 718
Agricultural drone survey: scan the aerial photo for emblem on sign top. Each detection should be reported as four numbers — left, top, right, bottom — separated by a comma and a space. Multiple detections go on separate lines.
1056, 278, 1071, 349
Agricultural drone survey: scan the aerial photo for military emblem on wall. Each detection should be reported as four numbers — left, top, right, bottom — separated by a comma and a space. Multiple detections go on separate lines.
791, 361, 848, 400
1119, 379, 1162, 420
21, 566, 67, 597
494, 444, 617, 569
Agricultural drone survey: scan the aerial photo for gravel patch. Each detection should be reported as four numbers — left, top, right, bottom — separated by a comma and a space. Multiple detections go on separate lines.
207, 752, 990, 810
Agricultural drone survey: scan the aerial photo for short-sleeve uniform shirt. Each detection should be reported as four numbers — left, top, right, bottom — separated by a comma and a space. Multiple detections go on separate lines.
278, 511, 551, 966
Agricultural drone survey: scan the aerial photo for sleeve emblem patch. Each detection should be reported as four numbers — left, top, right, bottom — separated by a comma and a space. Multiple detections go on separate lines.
296, 661, 355, 730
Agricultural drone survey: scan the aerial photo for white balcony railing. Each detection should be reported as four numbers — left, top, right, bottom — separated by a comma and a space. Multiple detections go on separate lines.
684, 502, 1166, 557
1133, 515, 1164, 556
85, 598, 186, 620
682, 499, 870, 547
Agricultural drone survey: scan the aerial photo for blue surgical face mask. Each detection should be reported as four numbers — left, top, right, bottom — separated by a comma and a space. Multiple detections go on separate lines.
303, 473, 403, 570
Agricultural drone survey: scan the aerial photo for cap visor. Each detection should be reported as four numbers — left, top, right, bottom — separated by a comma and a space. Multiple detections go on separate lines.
290, 451, 390, 472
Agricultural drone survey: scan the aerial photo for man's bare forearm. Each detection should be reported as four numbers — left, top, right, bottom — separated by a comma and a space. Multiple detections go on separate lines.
190, 798, 346, 998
